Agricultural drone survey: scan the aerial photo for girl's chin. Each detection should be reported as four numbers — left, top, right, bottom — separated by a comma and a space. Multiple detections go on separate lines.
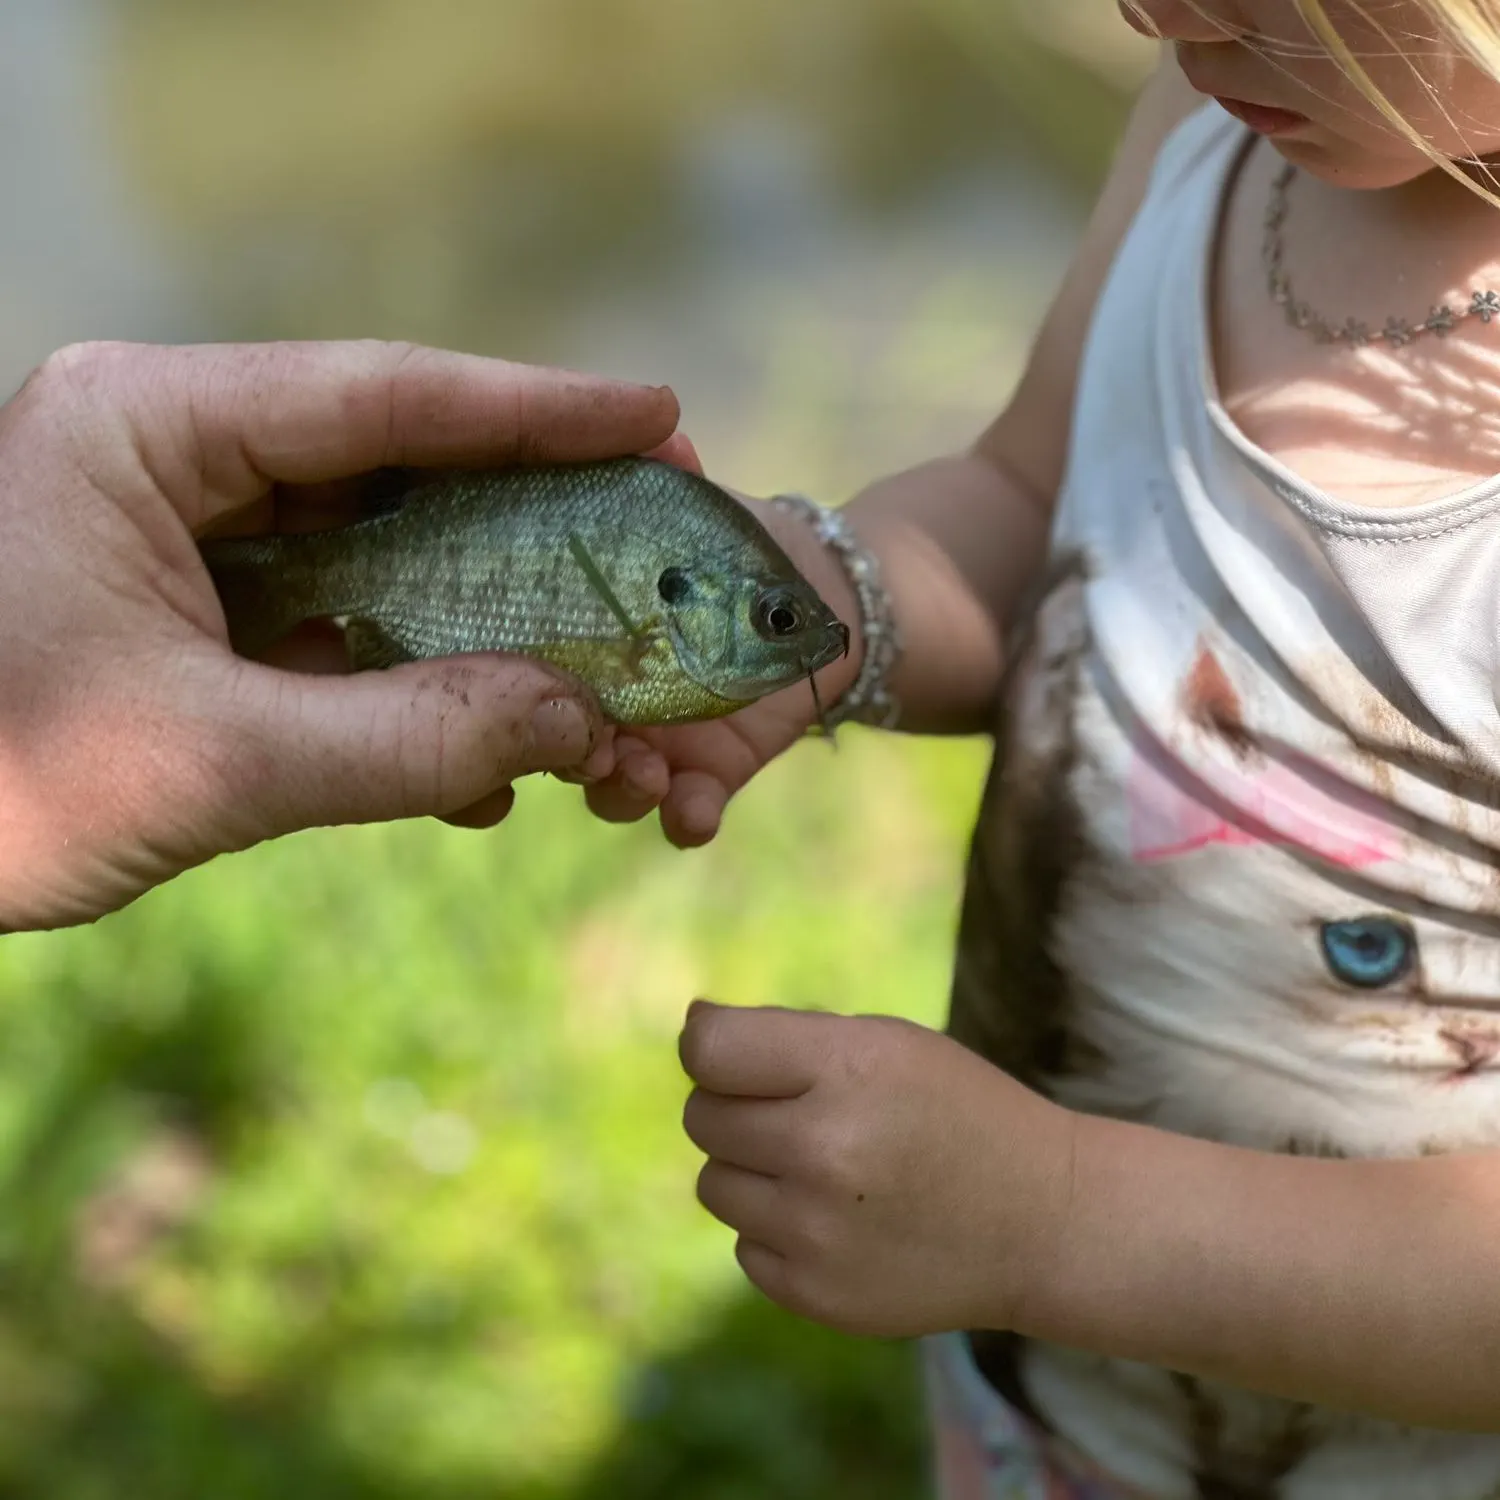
1264, 134, 1445, 190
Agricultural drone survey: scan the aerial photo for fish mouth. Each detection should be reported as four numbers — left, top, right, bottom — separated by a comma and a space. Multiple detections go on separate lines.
806, 620, 848, 734
802, 620, 850, 677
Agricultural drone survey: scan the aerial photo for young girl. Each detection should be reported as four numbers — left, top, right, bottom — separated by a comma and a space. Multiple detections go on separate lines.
585, 2, 1500, 1494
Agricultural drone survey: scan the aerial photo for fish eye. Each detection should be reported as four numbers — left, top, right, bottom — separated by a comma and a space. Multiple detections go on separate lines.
1319, 916, 1416, 990
753, 588, 806, 639
658, 568, 693, 605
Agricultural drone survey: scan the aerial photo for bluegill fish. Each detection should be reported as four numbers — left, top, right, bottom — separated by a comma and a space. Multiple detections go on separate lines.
200, 457, 849, 726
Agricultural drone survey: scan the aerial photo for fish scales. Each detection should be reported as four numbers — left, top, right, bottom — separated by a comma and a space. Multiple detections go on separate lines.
323, 471, 650, 644
201, 456, 849, 726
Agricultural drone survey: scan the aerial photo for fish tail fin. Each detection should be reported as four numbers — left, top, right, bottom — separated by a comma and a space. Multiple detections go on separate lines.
200, 535, 326, 657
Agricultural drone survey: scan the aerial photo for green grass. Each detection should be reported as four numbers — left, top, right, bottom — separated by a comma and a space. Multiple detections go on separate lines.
0, 729, 989, 1498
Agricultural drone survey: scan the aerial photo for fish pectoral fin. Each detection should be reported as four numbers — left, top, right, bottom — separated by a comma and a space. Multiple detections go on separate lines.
343, 617, 415, 671
566, 532, 652, 642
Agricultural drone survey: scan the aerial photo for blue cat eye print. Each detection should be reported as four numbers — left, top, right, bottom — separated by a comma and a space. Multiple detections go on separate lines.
1319, 917, 1416, 990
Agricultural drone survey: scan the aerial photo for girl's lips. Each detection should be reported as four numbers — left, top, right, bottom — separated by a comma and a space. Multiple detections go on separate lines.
1214, 96, 1309, 136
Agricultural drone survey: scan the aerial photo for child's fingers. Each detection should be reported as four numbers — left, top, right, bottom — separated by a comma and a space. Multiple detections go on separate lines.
660, 771, 729, 847
550, 729, 620, 786
682, 1087, 794, 1176
583, 742, 670, 822
678, 1001, 820, 1097
733, 1237, 790, 1304
695, 1159, 785, 1248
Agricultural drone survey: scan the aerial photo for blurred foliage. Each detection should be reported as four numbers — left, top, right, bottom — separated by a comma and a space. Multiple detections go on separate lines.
0, 732, 987, 1498
0, 1, 1152, 1495
107, 0, 1151, 353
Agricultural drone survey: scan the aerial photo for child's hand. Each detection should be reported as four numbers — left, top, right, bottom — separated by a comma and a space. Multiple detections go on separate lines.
574, 493, 862, 847
577, 685, 825, 847
677, 1001, 1076, 1339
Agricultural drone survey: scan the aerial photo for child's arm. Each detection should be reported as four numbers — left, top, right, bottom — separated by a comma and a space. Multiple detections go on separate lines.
680, 1004, 1500, 1434
827, 45, 1203, 733
1023, 1111, 1500, 1431
583, 49, 1203, 837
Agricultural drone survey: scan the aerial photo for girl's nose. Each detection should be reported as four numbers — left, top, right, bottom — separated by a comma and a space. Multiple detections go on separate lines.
1118, 1, 1246, 42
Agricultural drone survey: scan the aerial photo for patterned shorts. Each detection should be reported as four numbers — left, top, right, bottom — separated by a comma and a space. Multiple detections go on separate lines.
922, 1334, 1142, 1500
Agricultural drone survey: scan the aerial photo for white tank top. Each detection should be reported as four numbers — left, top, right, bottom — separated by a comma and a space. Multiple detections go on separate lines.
948, 101, 1500, 1495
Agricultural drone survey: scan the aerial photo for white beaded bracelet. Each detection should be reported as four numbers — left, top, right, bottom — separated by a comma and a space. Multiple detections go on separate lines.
771, 492, 903, 731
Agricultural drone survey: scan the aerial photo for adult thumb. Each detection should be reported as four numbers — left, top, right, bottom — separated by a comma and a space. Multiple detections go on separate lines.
217, 652, 601, 838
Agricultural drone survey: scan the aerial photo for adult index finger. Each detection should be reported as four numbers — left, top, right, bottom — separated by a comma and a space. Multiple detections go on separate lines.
45, 339, 685, 530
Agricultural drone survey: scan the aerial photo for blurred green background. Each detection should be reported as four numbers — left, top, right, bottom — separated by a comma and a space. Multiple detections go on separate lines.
0, 3, 1150, 1496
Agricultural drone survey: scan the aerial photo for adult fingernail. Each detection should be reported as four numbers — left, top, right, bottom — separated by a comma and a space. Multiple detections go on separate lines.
525, 697, 594, 769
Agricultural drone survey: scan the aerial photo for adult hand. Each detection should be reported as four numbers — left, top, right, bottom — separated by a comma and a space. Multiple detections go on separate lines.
0, 338, 695, 931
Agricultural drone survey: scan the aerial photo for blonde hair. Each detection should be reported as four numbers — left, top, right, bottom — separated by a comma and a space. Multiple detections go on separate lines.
1126, 1, 1500, 192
